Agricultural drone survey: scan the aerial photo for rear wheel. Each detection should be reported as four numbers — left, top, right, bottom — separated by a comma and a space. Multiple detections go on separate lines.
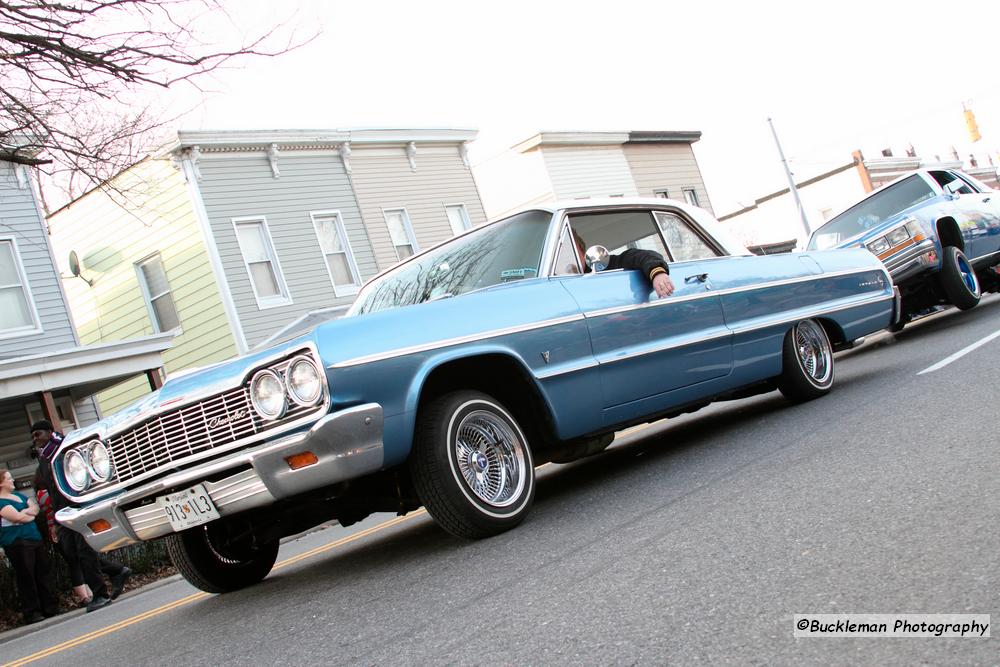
410, 390, 535, 539
939, 246, 981, 310
165, 523, 279, 593
778, 319, 834, 403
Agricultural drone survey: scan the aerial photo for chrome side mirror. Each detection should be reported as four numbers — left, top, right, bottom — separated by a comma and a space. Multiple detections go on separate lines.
585, 245, 610, 272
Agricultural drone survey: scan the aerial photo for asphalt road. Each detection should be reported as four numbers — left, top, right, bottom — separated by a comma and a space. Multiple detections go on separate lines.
3, 295, 999, 666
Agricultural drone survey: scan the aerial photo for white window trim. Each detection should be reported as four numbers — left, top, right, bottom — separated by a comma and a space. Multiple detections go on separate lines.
444, 202, 472, 235
0, 236, 44, 340
381, 207, 420, 261
231, 215, 293, 310
309, 210, 362, 297
134, 252, 183, 334
682, 188, 700, 206
653, 188, 670, 199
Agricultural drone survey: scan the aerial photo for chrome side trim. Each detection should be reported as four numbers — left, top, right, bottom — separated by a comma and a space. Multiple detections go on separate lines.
535, 358, 600, 380
728, 292, 894, 336
583, 267, 884, 319
329, 313, 586, 368
594, 326, 732, 365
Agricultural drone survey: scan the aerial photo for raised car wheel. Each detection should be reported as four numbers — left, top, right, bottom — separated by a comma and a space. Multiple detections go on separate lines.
939, 245, 981, 310
165, 523, 279, 594
778, 319, 835, 403
410, 390, 535, 539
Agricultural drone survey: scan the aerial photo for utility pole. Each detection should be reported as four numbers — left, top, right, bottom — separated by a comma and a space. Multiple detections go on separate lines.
767, 117, 811, 244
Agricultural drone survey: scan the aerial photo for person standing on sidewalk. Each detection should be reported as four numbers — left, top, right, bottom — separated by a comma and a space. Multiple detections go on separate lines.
31, 421, 131, 612
0, 468, 58, 624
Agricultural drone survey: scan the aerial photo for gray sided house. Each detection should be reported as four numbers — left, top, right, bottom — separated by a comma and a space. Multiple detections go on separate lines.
171, 128, 485, 352
0, 152, 171, 486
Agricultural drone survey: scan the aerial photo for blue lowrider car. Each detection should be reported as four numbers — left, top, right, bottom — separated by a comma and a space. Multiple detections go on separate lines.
807, 168, 1000, 328
56, 198, 897, 592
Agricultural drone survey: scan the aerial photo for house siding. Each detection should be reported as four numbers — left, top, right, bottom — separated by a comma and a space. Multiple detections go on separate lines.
194, 149, 373, 349
623, 143, 715, 215
48, 159, 237, 414
0, 162, 77, 355
350, 144, 488, 270
539, 146, 639, 201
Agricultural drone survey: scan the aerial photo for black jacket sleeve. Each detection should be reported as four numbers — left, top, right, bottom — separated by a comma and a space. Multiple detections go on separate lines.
607, 248, 669, 282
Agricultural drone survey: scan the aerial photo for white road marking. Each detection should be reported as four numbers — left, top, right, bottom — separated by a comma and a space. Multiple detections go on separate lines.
917, 328, 1000, 375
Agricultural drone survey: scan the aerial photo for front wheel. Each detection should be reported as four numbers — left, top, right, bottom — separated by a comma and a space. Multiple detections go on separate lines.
409, 390, 535, 539
939, 246, 981, 310
165, 523, 279, 594
778, 319, 835, 403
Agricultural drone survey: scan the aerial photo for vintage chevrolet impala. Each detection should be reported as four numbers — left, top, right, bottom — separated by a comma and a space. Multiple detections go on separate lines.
55, 198, 898, 593
807, 168, 1000, 328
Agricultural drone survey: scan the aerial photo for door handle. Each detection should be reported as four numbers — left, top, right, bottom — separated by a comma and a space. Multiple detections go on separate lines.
685, 273, 709, 284
983, 196, 991, 203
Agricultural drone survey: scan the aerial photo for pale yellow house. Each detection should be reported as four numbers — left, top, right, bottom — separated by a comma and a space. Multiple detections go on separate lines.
48, 128, 486, 414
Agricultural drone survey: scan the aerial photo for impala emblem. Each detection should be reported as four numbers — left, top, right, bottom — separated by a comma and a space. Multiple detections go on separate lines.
207, 408, 249, 429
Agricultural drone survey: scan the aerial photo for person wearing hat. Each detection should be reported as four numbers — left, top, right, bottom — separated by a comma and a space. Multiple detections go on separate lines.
32, 420, 131, 612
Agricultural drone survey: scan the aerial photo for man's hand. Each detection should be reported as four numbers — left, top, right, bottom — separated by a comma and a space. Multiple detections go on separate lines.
652, 273, 675, 298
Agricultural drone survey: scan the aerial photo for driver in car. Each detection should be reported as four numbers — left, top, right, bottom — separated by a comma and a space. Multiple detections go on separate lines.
572, 229, 675, 298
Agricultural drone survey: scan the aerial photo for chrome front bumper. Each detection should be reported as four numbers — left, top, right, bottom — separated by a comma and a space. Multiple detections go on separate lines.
56, 403, 384, 552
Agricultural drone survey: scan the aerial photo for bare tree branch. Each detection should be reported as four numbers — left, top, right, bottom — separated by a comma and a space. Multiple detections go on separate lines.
0, 0, 314, 203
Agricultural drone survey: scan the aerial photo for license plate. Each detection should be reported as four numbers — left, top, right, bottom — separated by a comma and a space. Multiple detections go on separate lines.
157, 484, 220, 531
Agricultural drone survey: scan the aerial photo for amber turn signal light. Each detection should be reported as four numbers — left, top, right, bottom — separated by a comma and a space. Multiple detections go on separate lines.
88, 519, 112, 533
285, 451, 319, 470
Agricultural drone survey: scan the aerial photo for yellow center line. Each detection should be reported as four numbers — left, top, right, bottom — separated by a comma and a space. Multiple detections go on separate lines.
3, 511, 427, 667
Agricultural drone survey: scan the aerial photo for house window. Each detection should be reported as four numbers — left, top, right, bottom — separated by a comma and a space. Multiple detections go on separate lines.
136, 254, 180, 332
233, 217, 291, 308
682, 188, 700, 207
311, 211, 362, 296
653, 189, 669, 199
383, 208, 418, 260
0, 238, 41, 336
26, 397, 78, 434
445, 204, 472, 236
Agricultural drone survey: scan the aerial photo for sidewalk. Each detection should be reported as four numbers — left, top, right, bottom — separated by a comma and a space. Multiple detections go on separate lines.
0, 571, 183, 646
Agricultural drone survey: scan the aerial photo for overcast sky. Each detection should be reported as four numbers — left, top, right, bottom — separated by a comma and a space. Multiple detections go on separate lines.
173, 0, 1000, 215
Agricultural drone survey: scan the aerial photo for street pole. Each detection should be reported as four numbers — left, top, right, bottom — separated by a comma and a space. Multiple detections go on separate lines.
767, 117, 811, 245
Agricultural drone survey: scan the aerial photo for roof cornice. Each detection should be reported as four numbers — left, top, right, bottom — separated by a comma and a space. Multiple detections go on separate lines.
167, 128, 478, 154
514, 132, 630, 153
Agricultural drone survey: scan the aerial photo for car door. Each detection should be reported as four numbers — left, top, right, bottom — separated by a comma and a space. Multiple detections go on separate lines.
555, 209, 732, 423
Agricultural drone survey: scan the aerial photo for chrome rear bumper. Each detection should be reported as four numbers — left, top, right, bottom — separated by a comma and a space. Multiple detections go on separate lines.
56, 403, 384, 552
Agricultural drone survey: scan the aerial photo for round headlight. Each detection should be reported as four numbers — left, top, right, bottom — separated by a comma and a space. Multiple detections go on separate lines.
286, 357, 322, 406
250, 369, 286, 420
64, 450, 90, 491
88, 442, 112, 482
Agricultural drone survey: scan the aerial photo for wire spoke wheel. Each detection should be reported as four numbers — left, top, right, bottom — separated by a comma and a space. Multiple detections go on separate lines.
794, 320, 832, 385
454, 410, 525, 507
778, 318, 835, 403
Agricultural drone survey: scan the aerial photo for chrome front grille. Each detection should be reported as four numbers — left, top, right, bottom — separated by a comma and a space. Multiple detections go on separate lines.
101, 366, 323, 489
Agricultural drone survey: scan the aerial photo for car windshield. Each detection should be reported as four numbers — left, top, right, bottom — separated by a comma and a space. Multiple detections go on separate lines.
807, 175, 936, 250
348, 210, 552, 315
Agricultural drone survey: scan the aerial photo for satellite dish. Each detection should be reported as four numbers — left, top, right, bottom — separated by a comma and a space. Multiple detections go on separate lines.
69, 250, 82, 277
68, 250, 94, 286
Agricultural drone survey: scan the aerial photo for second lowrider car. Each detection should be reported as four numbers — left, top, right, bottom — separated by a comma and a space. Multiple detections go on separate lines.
55, 198, 897, 593
807, 168, 1000, 328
